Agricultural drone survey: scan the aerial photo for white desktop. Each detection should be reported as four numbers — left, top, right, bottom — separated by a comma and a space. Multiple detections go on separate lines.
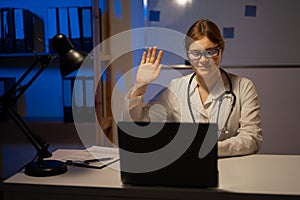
2, 147, 300, 200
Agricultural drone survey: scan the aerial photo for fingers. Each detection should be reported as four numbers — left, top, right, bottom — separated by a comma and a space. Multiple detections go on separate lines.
140, 51, 147, 65
150, 47, 157, 64
141, 46, 163, 65
145, 47, 153, 63
154, 50, 163, 66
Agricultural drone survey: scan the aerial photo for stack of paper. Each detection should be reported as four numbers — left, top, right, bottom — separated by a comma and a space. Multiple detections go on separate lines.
61, 146, 120, 170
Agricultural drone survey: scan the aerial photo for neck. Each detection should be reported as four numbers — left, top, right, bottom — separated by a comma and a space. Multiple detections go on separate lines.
195, 69, 221, 91
196, 75, 209, 92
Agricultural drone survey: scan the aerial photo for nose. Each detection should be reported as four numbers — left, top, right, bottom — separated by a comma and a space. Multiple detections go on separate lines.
198, 55, 209, 65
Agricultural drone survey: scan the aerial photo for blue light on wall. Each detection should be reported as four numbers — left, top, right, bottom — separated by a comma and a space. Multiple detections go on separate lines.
223, 27, 234, 39
143, 0, 148, 17
149, 10, 160, 22
245, 5, 257, 17
0, 67, 63, 119
25, 67, 63, 119
114, 0, 122, 19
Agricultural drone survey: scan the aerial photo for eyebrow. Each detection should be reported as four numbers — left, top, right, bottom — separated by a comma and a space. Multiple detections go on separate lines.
189, 46, 219, 51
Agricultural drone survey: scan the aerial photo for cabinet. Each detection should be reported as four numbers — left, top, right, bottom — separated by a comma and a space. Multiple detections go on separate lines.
0, 0, 113, 144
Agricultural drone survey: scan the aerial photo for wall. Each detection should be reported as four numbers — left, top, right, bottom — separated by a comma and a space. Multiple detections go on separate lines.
147, 0, 300, 66
227, 67, 300, 155
141, 0, 300, 154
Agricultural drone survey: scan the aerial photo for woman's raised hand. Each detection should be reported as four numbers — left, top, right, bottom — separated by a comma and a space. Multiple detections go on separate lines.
131, 46, 163, 97
136, 46, 163, 85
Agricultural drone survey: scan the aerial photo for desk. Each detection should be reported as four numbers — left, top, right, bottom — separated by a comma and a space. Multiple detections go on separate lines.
1, 149, 300, 200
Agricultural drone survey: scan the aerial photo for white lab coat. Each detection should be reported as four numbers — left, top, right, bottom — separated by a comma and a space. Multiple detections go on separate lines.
125, 72, 262, 157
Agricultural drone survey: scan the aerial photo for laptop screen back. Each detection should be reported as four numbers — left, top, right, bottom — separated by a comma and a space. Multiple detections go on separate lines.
117, 121, 218, 188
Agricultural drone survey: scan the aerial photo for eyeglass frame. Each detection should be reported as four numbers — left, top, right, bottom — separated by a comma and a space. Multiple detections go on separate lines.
186, 46, 221, 61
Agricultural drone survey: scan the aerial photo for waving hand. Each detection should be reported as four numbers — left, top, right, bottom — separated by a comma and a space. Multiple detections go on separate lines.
131, 46, 163, 97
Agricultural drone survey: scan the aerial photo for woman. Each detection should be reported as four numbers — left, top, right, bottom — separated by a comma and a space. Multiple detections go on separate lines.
127, 19, 262, 157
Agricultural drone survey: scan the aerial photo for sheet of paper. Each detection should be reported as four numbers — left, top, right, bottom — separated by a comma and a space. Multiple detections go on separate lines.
61, 146, 120, 169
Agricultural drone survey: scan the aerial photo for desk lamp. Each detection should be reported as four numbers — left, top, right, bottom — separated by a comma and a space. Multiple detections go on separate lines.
0, 33, 87, 177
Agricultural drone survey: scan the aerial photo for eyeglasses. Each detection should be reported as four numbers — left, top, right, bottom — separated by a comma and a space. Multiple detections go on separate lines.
187, 47, 221, 60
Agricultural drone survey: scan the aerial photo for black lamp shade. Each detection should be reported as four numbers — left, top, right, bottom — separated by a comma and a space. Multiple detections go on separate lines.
52, 34, 87, 77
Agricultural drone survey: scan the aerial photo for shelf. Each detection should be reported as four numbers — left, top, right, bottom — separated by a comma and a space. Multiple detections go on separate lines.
0, 53, 59, 68
0, 0, 112, 145
0, 52, 51, 57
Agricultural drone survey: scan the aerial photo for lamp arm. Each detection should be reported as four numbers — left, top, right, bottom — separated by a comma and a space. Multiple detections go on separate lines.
8, 55, 53, 106
7, 106, 52, 160
0, 55, 54, 162
10, 57, 40, 93
0, 37, 80, 176
0, 33, 84, 176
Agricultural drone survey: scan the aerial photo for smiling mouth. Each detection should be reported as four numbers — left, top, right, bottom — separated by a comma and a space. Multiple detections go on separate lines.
196, 65, 211, 69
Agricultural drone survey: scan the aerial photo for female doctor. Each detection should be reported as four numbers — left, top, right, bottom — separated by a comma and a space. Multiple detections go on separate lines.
127, 19, 262, 157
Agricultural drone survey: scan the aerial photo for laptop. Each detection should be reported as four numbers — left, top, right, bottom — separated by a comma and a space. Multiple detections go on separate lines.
117, 121, 218, 188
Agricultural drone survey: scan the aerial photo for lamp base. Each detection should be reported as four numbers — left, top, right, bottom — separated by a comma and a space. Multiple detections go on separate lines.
25, 160, 68, 177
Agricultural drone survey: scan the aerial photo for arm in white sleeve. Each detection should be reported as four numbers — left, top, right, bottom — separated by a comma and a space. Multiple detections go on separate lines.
218, 78, 262, 157
122, 86, 173, 122
122, 80, 182, 123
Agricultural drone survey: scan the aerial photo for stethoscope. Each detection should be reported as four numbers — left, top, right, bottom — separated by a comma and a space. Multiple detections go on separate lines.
187, 68, 236, 135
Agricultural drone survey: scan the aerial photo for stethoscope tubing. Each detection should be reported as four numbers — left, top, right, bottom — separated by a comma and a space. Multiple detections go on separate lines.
187, 68, 236, 134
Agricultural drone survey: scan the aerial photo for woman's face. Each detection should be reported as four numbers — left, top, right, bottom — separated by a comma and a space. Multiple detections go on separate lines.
188, 36, 222, 77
